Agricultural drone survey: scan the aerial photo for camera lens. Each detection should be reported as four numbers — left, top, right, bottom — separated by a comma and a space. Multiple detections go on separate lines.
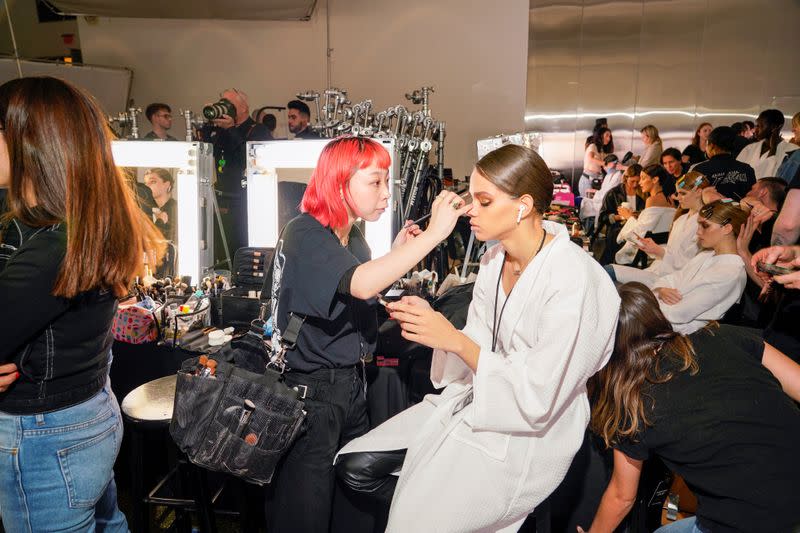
203, 98, 236, 120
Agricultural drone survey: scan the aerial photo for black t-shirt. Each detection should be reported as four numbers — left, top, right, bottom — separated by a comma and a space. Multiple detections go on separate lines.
692, 154, 756, 200
615, 325, 800, 533
293, 126, 324, 140
682, 143, 707, 166
271, 213, 377, 372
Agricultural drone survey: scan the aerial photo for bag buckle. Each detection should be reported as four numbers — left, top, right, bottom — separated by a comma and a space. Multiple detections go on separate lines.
294, 384, 308, 399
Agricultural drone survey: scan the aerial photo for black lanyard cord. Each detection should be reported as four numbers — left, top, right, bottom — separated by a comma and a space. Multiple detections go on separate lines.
491, 229, 546, 352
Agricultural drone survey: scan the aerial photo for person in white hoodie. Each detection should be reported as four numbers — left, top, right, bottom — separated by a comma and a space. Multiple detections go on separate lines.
737, 109, 799, 179
611, 172, 710, 287
334, 144, 620, 533
652, 200, 748, 334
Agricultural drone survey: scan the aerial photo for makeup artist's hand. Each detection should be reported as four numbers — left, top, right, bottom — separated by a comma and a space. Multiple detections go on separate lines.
0, 363, 19, 393
425, 190, 470, 241
387, 296, 459, 351
392, 220, 423, 249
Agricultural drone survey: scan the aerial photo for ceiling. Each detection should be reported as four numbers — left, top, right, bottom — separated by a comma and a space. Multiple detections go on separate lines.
49, 0, 318, 20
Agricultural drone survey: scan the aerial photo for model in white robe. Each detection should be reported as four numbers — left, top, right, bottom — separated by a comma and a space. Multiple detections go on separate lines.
337, 222, 620, 533
652, 250, 746, 335
614, 206, 676, 265
736, 139, 798, 180
612, 212, 700, 287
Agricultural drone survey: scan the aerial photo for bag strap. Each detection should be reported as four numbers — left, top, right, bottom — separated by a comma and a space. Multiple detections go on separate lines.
267, 221, 306, 373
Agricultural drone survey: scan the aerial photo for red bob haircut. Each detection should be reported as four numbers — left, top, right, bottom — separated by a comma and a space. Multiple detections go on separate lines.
301, 136, 391, 229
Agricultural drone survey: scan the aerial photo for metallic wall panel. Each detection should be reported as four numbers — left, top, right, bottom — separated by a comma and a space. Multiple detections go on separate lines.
527, 0, 800, 177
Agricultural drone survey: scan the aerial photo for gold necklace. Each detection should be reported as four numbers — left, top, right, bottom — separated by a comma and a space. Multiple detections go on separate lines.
511, 228, 546, 276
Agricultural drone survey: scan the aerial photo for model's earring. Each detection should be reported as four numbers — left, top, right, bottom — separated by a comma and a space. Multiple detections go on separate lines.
516, 204, 526, 225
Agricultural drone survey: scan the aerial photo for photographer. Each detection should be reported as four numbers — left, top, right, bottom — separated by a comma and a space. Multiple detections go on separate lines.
199, 88, 270, 262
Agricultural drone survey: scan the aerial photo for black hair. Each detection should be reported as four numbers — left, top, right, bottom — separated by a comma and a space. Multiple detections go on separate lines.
643, 164, 676, 198
708, 126, 737, 153
731, 122, 744, 135
287, 100, 311, 117
145, 102, 170, 122
660, 147, 682, 162
263, 113, 277, 131
758, 109, 785, 130
743, 120, 755, 129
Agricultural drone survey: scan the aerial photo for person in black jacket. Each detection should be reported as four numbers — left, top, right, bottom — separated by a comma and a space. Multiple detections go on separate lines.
199, 88, 270, 265
0, 76, 163, 532
595, 164, 645, 265
692, 126, 756, 200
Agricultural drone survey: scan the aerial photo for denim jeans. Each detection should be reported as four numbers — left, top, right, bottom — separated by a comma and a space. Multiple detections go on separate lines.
655, 516, 709, 533
0, 379, 128, 533
604, 264, 617, 282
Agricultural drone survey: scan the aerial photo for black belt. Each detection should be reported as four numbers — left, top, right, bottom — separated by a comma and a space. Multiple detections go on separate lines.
285, 365, 360, 400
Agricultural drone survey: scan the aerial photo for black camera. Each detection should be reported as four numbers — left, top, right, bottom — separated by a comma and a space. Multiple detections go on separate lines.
203, 98, 236, 121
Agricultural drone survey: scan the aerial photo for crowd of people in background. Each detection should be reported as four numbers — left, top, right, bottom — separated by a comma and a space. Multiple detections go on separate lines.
582, 109, 799, 361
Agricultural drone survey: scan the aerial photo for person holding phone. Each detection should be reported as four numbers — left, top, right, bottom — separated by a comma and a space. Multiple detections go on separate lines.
264, 136, 467, 533
611, 164, 676, 268
334, 144, 620, 532
609, 172, 710, 286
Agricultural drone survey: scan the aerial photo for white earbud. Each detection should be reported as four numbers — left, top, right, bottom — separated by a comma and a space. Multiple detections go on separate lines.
516, 204, 526, 224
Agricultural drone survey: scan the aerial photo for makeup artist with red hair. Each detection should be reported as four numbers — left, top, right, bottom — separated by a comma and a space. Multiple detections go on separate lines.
265, 136, 467, 532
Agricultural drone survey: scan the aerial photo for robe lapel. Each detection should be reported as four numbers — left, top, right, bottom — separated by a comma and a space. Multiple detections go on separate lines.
495, 223, 569, 353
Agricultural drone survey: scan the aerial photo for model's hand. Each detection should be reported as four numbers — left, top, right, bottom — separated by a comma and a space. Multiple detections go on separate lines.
736, 213, 757, 257
424, 190, 470, 241
654, 287, 682, 305
636, 237, 663, 258
212, 114, 235, 129
392, 220, 423, 249
0, 363, 19, 393
387, 298, 459, 351
617, 207, 633, 220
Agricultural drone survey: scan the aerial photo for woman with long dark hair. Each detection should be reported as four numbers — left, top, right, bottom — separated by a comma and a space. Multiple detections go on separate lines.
336, 145, 620, 532
581, 282, 800, 533
0, 77, 163, 531
612, 164, 676, 266
580, 127, 613, 198
682, 122, 712, 166
265, 136, 466, 532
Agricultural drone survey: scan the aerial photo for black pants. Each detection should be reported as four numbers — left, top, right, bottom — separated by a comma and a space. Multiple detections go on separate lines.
265, 366, 371, 533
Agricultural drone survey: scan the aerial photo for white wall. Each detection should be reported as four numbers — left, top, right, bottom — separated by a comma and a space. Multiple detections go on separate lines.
77, 0, 529, 179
